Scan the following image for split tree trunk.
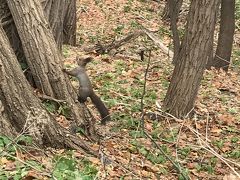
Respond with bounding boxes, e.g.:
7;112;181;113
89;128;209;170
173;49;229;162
6;0;83;124
0;25;95;155
163;0;220;118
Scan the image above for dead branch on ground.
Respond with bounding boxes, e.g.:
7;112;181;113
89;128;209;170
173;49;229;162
84;30;174;58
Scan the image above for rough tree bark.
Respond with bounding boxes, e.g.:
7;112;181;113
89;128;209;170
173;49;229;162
41;0;76;49
168;0;181;64
0;0;26;64
63;0;76;45
163;0;220;118
0;100;17;137
0;25;95;155
162;0;183;20
41;0;66;50
6;0;83;124
210;0;235;71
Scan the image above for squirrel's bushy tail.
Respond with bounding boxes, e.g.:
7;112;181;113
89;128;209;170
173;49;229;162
90;92;110;124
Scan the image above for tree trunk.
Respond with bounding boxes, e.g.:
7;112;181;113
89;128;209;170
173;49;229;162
0;0;26;64
41;0;76;49
0;100;17;137
63;0;76;45
168;0;181;64
209;0;235;71
0;0;37;88
0;25;96;155
163;0;220;118
162;0;183;21
6;0;83;125
41;0;66;50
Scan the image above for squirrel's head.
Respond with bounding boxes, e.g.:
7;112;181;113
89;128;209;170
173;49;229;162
76;56;93;67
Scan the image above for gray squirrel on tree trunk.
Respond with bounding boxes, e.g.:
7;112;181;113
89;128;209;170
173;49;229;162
63;56;110;125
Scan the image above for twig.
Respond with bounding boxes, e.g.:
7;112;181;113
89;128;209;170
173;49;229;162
175;118;187;175
5;152;51;177
205;112;209;141
155;105;240;177
140;50;151;130
0;113;38;156
188;125;240;178
113;54;140;61
38;94;66;103
156;101;183;123
144;131;189;180
138;65;188;179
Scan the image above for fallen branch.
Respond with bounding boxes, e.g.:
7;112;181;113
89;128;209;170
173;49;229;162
85;30;144;54
38;94;66;103
84;30;173;58
143;30;174;58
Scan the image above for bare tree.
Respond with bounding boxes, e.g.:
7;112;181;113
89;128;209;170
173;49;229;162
163;0;220;118
209;0;235;71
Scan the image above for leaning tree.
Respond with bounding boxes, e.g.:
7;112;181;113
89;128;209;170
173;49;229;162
0;0;97;153
163;0;220;118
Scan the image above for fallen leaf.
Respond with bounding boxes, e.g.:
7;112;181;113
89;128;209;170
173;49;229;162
210;127;222;134
223;173;239;180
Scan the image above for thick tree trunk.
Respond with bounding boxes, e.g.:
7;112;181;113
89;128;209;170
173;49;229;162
63;0;76;45
0;100;17;137
210;0;235;71
41;0;76;49
0;0;26;64
0;0;36;87
163;0;220;118
0;25;95;155
41;0;66;50
6;0;83;125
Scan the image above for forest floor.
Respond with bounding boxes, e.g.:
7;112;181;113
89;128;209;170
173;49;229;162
1;0;240;179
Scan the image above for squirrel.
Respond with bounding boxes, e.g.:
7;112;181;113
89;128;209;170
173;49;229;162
63;56;110;125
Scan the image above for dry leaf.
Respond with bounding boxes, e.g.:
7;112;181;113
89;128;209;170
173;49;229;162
223;174;239;180
210;127;222;134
